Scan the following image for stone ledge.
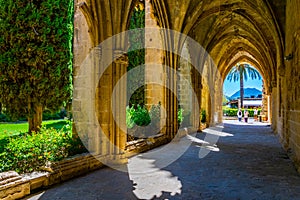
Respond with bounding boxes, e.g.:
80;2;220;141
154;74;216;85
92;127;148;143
125;126;199;157
0;171;30;200
47;153;104;185
0;153;104;200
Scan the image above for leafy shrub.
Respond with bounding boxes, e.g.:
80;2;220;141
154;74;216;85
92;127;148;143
223;108;261;117
223;108;238;117
126;106;135;129
178;108;184;124
0;113;9;122
126;105;151;127
0;109;68;122
0;121;87;173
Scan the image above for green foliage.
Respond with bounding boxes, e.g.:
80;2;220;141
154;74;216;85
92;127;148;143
227;63;262;83
223;108;261;117
223;108;239;117
126;105;151;127
127;5;145;106
126;106;136;129
0;110;67;122
178;108;184;124
0;120;78;164
0;122;87;173
201;109;207;123
0;0;73;122
42;109;68;120
126;103;162;129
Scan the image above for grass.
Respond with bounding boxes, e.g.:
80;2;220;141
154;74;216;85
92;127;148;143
0;120;69;153
0;120;68;139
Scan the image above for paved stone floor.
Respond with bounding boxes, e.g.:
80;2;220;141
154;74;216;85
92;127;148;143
25;119;300;200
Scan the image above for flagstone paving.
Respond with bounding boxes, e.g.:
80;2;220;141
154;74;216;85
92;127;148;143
25;119;300;200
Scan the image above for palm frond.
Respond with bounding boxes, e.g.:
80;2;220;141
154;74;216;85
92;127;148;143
247;67;262;80
227;67;239;82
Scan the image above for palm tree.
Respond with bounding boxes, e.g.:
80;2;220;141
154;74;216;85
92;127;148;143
227;63;262;108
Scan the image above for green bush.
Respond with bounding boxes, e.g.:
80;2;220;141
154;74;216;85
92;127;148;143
126;106;135;129
0;113;8;122
0;122;87;173
178;108;184;124
126;105;151;128
223;108;261;117
126;104;187;128
0;110;68;122
43;109;68;120
223;108;238;117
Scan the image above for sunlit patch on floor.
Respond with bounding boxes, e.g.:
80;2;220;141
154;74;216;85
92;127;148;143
128;156;182;199
202;129;234;137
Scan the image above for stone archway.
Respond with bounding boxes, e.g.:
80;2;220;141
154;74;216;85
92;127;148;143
73;0;300;170
73;0;136;164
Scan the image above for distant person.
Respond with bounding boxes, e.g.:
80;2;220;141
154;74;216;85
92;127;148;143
254;108;258;121
244;109;249;123
237;109;243;122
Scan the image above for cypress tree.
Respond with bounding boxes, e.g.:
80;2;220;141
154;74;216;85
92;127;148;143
0;0;73;132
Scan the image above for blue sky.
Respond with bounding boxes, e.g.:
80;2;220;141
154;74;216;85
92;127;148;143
223;78;263;97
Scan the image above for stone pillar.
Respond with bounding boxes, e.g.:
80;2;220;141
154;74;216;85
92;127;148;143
200;60;210;126
271;86;278;132
145;0;166;133
178;43;193;127
112;51;128;156
268;95;271;123
95;49;128;164
261;82;268;118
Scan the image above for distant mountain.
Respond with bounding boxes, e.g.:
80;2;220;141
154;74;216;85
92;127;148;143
225;95;230;100
230;88;262;100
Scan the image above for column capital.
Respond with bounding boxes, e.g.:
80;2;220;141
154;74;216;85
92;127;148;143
114;50;128;65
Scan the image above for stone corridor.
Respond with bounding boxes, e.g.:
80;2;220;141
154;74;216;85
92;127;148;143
26;120;300;200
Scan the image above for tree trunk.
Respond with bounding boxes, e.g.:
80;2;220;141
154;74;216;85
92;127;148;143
240;74;244;108
28;104;43;133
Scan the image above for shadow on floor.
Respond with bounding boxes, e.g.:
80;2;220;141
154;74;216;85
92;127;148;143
25;121;300;200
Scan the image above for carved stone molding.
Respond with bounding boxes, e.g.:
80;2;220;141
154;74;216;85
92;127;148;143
114;50;129;65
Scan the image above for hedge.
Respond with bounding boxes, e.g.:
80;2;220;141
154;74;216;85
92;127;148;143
223;108;261;117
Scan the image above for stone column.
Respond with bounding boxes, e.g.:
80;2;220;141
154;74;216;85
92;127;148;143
178;43;193;127
261;82;268;117
112;50;128;156
95;48;128;164
145;0;166;133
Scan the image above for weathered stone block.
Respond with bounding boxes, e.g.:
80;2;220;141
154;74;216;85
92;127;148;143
0;171;30;200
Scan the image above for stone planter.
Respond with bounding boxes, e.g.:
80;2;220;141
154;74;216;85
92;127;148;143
47;153;103;185
0;171;30;200
0;153;104;199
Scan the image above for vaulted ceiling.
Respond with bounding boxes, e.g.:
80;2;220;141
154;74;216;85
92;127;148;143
151;0;286;92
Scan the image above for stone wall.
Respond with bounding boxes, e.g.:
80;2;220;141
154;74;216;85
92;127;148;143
281;0;300;171
73;0;92;77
